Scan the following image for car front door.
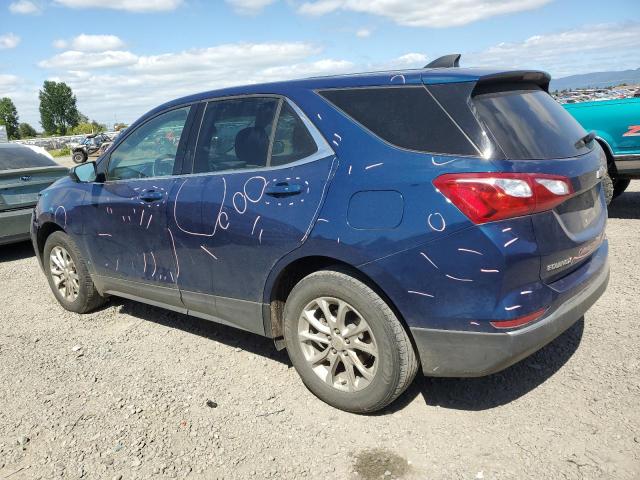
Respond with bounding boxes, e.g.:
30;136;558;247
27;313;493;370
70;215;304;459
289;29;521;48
168;96;336;333
82;105;195;309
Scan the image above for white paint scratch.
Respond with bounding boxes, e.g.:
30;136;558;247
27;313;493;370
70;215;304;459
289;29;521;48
446;274;473;282
200;245;218;260
427;212;446;232
458;248;482;255
420;252;439;269
251;215;261;235
408;290;434;298
504;237;518;247
505;305;522;311
365;162;383;170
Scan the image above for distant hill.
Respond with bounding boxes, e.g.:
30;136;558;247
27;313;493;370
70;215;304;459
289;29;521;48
550;68;640;91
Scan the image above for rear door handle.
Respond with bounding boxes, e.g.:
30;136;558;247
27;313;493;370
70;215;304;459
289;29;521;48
139;190;164;202
265;183;302;198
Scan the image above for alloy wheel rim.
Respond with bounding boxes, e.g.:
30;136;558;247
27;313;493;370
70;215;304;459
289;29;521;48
297;297;378;392
49;246;80;302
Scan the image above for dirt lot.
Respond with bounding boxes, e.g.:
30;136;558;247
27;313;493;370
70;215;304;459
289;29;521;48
0;182;639;480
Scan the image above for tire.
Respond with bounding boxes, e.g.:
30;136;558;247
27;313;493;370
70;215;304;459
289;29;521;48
283;268;418;413
72;151;86;164
602;172;614;205
44;231;106;313
612;178;630;200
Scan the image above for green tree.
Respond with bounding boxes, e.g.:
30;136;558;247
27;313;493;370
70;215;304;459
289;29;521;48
0;97;20;140
71;119;107;135
38;81;80;135
18;122;37;138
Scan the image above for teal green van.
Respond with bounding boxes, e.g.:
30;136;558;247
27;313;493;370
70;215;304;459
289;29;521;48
564;97;640;202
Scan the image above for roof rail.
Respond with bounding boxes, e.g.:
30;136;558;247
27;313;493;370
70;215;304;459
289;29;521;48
424;54;461;69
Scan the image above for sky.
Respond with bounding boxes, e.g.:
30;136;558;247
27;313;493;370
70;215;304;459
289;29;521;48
0;0;639;129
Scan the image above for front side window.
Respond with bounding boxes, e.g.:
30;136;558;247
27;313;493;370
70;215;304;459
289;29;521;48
192;97;279;174
107;106;190;181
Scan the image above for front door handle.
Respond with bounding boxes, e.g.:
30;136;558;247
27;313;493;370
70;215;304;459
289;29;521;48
139;190;164;202
265;183;302;198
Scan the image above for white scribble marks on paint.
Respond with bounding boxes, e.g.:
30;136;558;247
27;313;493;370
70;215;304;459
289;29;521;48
301;157;337;242
233;191;247;214
348;165;352;175
143;252;147;273
244;176;267;203
445;274;473;282
408;290;434;298
167;228;179;279
420;252;439;269
458;248;482;255
480;269;500;273
317;113;322;121
505;305;522;311
317;218;329;223
258;229;263;244
504;237;518;247
116;258;119;271
200;245;218;260
140;209;145;226
470;321;480;326
251;216;261;235
520;290;532;295
390;74;406;84
146;214;153;229
150;252;157;276
431;156;457;166
365;162;383;170
169;271;175;282
334;133;342;142
332;140;339;147
502;227;512;232
98;233;112;237
54;206;67;227
427;213;446;232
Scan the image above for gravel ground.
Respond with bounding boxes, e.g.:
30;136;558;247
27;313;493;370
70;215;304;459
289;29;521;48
0;183;639;480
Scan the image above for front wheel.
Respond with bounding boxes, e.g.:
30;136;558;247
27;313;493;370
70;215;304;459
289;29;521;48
283;268;418;413
72;151;87;164
44;231;106;313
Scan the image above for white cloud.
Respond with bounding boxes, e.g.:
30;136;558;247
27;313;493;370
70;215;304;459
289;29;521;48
395;53;428;66
53;0;182;12
38;50;138;69
226;0;277;15
0;33;21;49
355;28;371;38
467;22;640;77
9;0;41;14
53;39;68;49
298;0;552;28
65;34;125;51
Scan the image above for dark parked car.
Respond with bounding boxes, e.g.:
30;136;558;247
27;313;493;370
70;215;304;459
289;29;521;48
32;64;609;412
0;143;67;245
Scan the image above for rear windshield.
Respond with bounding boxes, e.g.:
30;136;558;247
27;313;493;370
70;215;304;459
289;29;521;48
0;144;56;170
319;86;478;156
472;83;591;160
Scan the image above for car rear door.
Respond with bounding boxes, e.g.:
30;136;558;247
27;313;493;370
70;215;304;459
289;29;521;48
169;95;336;334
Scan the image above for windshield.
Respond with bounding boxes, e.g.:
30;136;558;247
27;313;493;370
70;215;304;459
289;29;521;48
472;84;592;160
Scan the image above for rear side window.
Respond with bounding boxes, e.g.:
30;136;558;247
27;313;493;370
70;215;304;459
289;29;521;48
472;84;591;160
319;86;478;156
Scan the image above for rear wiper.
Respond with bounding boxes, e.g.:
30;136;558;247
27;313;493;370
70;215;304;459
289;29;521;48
575;131;596;149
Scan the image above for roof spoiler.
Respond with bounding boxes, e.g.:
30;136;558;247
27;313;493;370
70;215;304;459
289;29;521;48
424;54;461;69
475;71;551;92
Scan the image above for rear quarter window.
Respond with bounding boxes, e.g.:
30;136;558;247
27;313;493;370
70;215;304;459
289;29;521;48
319;86;479;156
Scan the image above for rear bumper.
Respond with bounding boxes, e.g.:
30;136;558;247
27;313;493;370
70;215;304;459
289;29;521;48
411;255;609;377
0;207;34;246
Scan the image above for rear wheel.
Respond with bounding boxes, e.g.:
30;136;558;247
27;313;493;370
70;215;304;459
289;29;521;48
44;231;106;313
72;151;86;164
602;171;614;205
612;178;630;200
283;268;418;413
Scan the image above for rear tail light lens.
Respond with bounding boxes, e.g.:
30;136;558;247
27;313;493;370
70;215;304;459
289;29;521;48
434;172;573;224
490;308;547;329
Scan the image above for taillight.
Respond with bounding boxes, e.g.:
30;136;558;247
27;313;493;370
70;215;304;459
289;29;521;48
490;308;547;329
433;173;574;224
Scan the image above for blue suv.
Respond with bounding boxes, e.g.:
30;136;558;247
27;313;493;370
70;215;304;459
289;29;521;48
32;64;610;412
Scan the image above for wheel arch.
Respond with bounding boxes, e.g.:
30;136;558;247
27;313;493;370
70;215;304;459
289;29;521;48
264;255;412;350
36;221;65;260
595;136;618;176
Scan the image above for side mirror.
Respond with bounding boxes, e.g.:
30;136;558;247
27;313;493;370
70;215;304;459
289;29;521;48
70;161;103;183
